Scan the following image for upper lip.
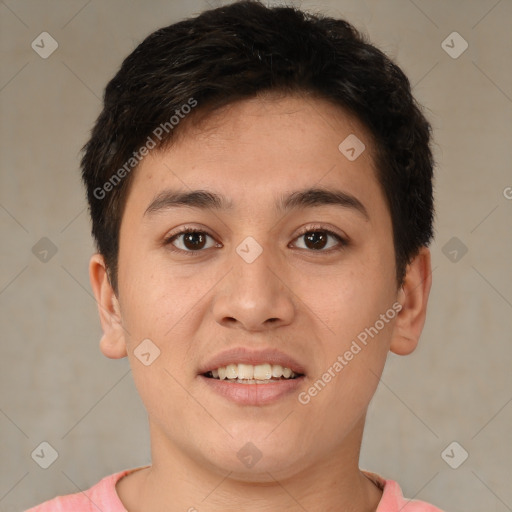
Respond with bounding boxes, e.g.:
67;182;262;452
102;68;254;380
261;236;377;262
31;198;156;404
198;347;306;376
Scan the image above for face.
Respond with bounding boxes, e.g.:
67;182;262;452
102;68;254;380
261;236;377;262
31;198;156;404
92;94;428;482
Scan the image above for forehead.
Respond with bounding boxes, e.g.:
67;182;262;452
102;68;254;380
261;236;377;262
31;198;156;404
123;94;386;221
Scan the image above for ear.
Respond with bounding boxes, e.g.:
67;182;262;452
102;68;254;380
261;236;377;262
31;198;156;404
89;253;127;359
389;247;432;356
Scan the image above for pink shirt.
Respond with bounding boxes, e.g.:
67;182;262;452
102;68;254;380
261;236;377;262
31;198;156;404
25;466;445;511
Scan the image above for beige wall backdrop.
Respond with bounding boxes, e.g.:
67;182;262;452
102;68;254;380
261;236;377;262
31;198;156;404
1;0;511;510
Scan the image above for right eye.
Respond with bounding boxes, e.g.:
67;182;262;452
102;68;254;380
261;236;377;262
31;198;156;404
164;228;220;255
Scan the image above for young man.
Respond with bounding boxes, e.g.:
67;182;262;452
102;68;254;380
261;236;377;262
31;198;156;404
27;1;444;510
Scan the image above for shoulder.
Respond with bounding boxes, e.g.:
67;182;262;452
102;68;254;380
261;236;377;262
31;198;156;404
363;471;446;512
24;466;150;512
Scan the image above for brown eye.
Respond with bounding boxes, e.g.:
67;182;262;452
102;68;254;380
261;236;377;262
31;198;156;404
164;225;347;256
303;231;329;250
292;227;347;252
165;229;218;253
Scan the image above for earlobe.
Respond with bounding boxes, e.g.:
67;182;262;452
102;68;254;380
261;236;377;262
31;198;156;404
99;331;127;359
89;254;128;359
389;247;432;356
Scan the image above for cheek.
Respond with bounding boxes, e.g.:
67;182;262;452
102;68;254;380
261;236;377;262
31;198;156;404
301;291;396;438
119;262;206;376
304;260;392;337
301;254;397;400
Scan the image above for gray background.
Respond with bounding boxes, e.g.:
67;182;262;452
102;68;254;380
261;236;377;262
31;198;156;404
1;0;511;511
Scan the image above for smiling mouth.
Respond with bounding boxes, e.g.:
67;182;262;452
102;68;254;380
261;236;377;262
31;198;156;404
202;363;304;384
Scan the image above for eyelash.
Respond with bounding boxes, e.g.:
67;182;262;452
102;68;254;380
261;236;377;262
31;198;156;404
163;224;349;256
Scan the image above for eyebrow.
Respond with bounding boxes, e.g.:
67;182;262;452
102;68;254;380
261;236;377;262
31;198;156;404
144;187;369;221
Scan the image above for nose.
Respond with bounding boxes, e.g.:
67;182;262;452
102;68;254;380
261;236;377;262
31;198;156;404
212;242;296;332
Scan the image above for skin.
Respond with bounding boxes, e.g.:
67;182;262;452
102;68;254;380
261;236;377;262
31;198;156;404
89;93;432;512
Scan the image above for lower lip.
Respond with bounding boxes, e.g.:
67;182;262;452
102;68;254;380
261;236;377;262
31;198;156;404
198;375;305;405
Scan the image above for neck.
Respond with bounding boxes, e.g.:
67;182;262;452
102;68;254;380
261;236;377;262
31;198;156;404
117;417;382;512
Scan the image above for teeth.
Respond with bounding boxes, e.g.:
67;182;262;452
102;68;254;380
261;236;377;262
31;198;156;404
207;363;299;380
238;364;254;380
272;364;283;378
226;364;237;379
253;363;272;380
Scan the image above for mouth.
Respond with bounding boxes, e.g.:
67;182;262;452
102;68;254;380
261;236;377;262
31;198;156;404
202;363;304;384
197;347;307;404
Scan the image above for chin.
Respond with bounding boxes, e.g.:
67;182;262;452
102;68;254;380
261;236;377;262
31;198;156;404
199;430;310;481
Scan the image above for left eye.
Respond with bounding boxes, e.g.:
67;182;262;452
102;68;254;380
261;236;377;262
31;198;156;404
291;229;346;251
